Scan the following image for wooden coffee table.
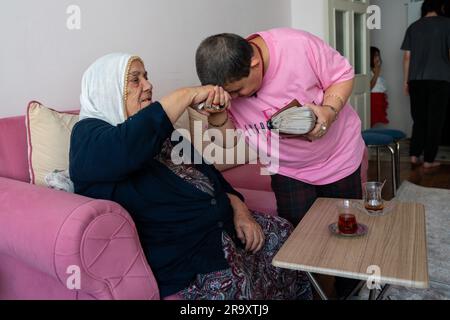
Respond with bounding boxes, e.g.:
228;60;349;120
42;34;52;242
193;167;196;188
272;198;429;300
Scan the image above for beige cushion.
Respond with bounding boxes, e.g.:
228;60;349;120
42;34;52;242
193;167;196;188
172;109;191;142
173;109;190;132
26;102;79;186
188;108;258;171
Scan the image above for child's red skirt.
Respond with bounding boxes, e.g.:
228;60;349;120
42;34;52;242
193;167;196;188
371;92;389;127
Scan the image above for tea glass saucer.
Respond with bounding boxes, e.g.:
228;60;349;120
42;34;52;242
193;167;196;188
328;223;368;238
352;200;398;217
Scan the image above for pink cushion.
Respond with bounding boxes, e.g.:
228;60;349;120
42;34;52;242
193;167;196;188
235;188;277;216
222;163;272;192
0;114;29;182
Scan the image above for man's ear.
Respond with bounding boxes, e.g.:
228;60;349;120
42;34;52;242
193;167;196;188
250;56;260;69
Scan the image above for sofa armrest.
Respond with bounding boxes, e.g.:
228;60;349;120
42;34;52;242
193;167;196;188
0;177;159;300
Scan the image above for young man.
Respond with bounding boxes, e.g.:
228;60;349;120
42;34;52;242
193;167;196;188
196;28;365;226
196;28;366;298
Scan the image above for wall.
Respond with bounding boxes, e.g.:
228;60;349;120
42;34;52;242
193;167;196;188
370;0;414;136
0;0;291;117
291;0;329;40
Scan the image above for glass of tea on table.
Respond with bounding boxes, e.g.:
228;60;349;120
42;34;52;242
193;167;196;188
336;200;358;234
363;182;384;215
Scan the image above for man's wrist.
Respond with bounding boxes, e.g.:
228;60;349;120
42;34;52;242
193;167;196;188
323;93;345;111
322;104;339;122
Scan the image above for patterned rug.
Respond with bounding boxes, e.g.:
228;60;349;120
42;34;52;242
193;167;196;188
360;181;450;300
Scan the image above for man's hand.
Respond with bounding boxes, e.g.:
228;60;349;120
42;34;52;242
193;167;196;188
305;104;337;140
195;86;231;116
227;194;265;253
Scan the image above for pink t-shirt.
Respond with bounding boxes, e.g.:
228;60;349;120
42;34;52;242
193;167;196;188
228;28;366;185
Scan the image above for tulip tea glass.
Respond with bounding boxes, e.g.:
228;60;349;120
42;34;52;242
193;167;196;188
336;200;358;235
363;182;385;215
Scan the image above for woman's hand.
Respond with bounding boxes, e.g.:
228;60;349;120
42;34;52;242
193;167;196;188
304;104;337;140
228;194;265;253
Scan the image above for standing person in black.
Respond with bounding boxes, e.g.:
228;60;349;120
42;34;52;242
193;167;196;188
443;0;450;146
402;0;450;168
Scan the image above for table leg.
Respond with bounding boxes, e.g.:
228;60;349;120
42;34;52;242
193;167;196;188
343;280;365;300
306;272;328;300
369;289;377;300
376;285;390;300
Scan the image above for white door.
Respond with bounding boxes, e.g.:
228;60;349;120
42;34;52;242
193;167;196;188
328;0;371;130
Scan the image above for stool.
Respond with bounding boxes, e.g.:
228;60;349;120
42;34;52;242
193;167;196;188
365;129;406;184
361;131;397;196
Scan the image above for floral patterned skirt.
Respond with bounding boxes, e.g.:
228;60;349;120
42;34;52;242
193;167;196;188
179;213;312;300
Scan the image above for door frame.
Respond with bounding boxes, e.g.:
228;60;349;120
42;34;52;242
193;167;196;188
328;0;371;130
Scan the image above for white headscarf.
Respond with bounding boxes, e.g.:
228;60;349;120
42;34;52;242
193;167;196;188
79;53;142;126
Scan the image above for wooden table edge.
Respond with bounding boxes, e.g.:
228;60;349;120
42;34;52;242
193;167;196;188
272;260;430;289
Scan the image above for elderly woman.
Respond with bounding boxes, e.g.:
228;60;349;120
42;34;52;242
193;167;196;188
69;53;311;300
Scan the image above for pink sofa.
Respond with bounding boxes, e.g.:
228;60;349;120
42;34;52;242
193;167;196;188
0;113;276;300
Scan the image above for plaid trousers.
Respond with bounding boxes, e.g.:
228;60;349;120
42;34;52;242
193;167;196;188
271;167;362;226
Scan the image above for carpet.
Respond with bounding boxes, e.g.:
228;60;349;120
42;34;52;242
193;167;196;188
436;146;450;164
360;181;450;300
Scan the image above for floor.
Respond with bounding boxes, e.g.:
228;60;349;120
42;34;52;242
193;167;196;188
368;142;450;199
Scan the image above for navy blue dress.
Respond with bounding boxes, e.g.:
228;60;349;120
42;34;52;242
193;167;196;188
69;102;243;297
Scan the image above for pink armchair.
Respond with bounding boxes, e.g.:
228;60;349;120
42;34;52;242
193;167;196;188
0;113;277;300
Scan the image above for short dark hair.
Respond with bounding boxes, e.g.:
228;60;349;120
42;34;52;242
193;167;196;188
370;46;381;69
421;0;444;17
196;33;253;86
